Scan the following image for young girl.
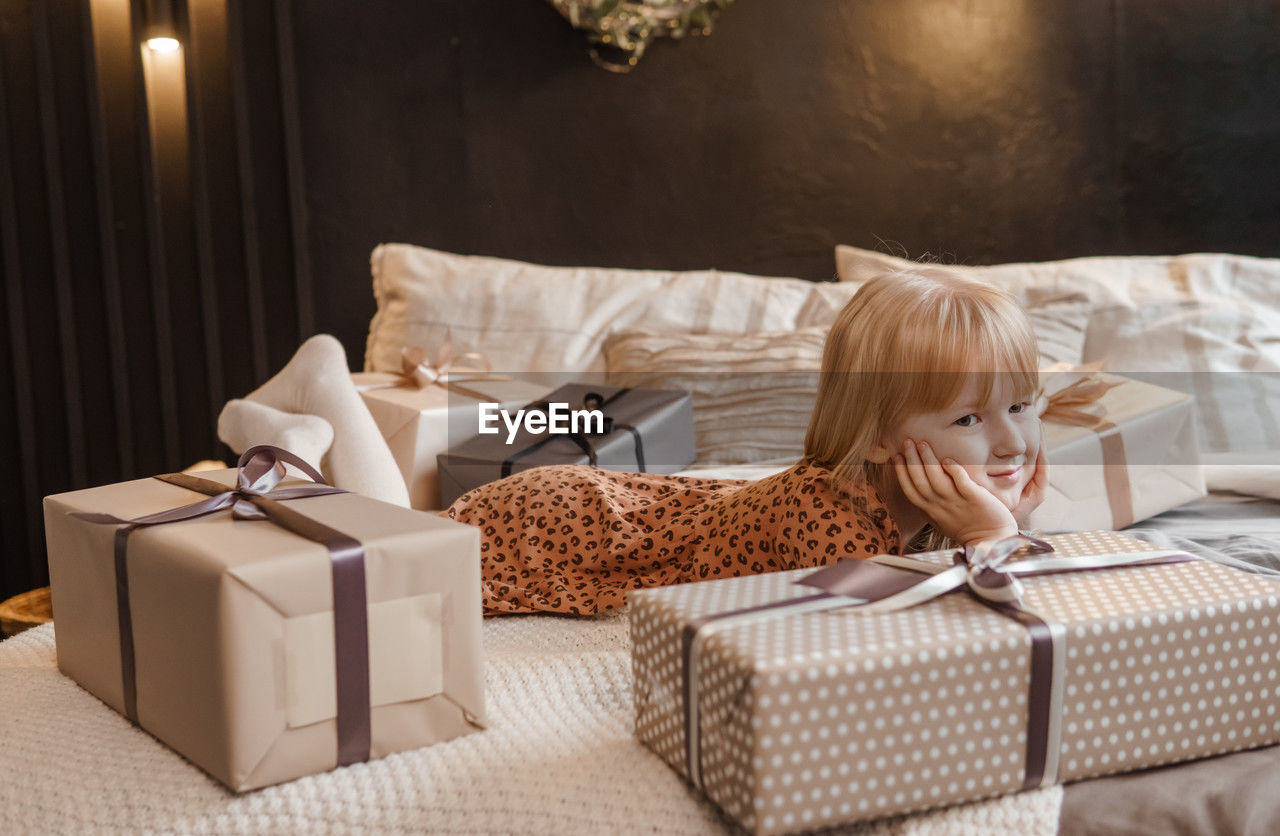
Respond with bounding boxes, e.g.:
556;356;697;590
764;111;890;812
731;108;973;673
446;268;1048;615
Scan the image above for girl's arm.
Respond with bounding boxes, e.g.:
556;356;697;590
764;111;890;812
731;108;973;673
774;480;898;568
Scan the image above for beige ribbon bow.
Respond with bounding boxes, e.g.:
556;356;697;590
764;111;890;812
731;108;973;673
1037;366;1124;429
1035;361;1134;528
396;341;508;400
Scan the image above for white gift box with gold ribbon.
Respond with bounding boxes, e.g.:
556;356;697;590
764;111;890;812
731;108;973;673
1028;367;1205;532
353;345;551;511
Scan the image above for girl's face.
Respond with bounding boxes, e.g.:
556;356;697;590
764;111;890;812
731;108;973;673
873;372;1042;511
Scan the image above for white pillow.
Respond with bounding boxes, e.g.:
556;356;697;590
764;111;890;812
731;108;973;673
836;245;1280;457
605;327;827;465
366;244;822;375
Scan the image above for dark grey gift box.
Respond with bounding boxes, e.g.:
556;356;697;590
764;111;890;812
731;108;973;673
437;383;695;507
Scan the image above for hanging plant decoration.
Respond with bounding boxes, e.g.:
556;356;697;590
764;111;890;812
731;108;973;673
548;0;736;72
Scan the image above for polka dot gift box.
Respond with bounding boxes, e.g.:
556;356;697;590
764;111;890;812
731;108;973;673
629;530;1280;834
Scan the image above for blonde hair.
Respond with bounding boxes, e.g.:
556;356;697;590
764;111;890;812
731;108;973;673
803;268;1040;550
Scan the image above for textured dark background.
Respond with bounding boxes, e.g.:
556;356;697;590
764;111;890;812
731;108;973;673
2;0;1279;602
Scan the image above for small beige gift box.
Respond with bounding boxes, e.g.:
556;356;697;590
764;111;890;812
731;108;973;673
1029;369;1205;532
631;530;1280;835
353;365;551;511
44;447;485;791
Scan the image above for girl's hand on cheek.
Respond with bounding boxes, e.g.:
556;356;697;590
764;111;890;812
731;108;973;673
1010;443;1049;525
893;439;1019;547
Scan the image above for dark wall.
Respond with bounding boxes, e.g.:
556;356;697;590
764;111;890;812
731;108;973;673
2;0;1279;602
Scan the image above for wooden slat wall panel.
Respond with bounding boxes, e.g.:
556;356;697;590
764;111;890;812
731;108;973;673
0;0;311;602
273;0;313;342
230;0;300;373
224;0;270;384
84;0;137;479
184;0;225;453
90;0;163;482
2;0;64;601
140;32;192;467
30;0;88;491
185;0;253;405
0;36;38;598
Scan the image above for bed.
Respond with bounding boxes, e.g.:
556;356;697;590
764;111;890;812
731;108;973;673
3;490;1279;834
3;244;1279;834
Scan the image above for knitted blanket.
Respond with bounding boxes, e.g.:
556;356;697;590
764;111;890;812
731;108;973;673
0;620;1061;834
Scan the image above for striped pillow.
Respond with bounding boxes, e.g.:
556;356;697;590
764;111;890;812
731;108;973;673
836;245;1280;458
605;328;827;465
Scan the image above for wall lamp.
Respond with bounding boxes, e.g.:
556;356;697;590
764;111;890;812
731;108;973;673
143;0;181;53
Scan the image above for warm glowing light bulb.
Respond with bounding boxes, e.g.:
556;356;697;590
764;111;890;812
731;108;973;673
146;36;180;54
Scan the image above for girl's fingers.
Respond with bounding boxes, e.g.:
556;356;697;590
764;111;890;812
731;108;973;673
916;442;956;497
1014;446;1050;517
893;454;929;508
1034;445;1050;489
900;441;935;500
1024;445;1049;500
941;459;979;500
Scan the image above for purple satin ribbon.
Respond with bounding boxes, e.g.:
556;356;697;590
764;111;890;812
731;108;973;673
72;445;372;768
802;535;1063;788
680;534;1196;792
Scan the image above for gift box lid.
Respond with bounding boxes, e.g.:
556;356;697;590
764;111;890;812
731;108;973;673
1040;371;1195;453
353;373;553;438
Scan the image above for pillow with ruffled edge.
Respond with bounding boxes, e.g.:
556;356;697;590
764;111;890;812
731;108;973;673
366;243;825;377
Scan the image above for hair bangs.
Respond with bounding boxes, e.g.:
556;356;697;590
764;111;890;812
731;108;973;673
952;286;1039;404
960;291;1042;406
886;281;1041;417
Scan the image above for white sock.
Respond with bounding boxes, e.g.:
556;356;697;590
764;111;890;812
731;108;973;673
238;334;410;507
217;399;334;476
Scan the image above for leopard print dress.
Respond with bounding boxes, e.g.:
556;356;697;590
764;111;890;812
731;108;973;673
445;457;901;615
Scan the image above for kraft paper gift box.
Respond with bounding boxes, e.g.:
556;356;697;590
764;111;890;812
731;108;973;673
353;371;552;511
44;446;486;792
1028;370;1205;532
437;382;695;507
630;530;1280;835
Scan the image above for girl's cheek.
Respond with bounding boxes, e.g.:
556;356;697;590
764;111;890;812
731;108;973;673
942;439;984;472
